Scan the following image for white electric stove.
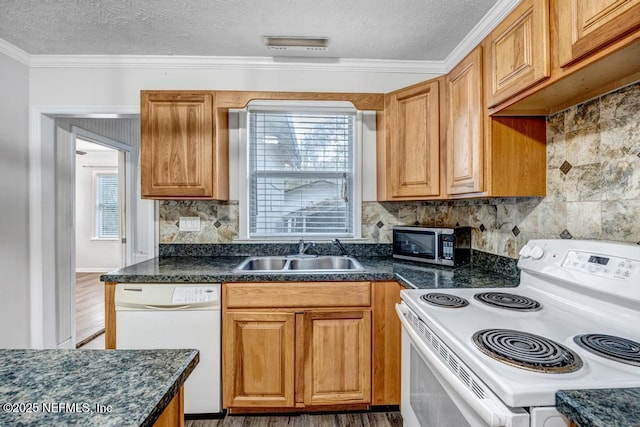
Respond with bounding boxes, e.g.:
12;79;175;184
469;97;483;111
397;239;640;427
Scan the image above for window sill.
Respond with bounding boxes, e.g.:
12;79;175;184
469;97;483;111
90;237;120;242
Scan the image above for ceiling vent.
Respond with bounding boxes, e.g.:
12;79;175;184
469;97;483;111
263;36;329;52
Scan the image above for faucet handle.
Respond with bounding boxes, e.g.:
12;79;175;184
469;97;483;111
333;238;348;256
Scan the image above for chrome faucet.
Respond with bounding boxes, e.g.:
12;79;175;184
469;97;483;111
298;239;316;255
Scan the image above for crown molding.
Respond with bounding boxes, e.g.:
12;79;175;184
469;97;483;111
28;54;446;75
4;0;521;76
0;38;30;66
444;0;521;71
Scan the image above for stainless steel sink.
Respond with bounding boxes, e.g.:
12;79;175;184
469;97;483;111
288;256;361;270
233;255;364;273
237;256;288;271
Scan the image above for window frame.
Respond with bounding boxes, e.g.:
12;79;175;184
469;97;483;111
238;101;363;241
92;168;120;241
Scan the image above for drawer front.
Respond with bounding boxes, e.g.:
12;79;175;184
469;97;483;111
224;282;371;308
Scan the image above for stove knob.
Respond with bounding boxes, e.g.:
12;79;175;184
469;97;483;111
519;245;532;258
530;245;545;260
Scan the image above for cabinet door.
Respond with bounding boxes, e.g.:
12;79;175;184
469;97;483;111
446;47;484;195
141;92;214;198
386;80;441;198
487;0;550;107
223;312;295;408
303;310;371;406
556;0;640;66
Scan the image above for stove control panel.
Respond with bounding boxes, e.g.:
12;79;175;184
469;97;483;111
562;250;639;280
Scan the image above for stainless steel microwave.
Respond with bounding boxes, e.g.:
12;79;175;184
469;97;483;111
392;226;471;267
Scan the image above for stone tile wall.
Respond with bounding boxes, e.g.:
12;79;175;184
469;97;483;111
159;81;640;258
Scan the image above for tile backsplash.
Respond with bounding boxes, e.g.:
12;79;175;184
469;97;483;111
159;81;640;259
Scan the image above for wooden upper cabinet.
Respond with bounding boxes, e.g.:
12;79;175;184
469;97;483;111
555;0;640;66
381;79;441;200
487;0;550;107
303;310;371;406
141;91;228;199
446;47;484;195
223;311;295;408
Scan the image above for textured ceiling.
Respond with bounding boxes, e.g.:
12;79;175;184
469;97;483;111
0;0;499;60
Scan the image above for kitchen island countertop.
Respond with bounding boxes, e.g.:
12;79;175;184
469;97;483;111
0;348;198;426
556;388;640;427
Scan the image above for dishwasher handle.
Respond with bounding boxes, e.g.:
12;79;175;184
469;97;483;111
116;300;219;311
143;304;191;310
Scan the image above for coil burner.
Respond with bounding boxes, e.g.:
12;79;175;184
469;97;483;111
574;334;640;367
420;293;469;308
473;329;583;373
474;292;542;312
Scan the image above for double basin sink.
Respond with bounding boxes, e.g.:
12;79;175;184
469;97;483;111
234;255;364;273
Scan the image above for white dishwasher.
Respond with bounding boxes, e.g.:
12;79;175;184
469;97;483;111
115;283;221;415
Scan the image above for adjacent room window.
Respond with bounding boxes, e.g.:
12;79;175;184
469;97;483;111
244;103;360;239
94;172;119;239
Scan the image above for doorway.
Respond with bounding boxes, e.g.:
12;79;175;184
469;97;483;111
74;136;125;347
30;112;157;349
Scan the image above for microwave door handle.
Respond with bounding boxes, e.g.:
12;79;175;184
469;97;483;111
434;231;440;260
396;304;516;427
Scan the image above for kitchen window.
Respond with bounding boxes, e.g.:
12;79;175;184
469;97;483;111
94;171;119;239
240;102;362;239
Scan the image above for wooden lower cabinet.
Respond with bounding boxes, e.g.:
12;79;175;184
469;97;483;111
223;308;371;410
302;310;371;406
222;281;395;412
153;387;184;427
223;312;295;408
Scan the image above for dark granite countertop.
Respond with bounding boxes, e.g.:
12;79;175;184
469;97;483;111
99;252;640;425
100;255;521;289
0;349;198;426
556;388;640;427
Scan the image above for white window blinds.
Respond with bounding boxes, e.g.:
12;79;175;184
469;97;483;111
95;173;119;239
248;108;356;238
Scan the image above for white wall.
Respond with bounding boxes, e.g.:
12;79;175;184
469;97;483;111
0;52;30;347
75;150;121;271
30;64;438;106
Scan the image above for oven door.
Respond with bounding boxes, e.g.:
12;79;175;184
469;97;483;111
397;303;529;427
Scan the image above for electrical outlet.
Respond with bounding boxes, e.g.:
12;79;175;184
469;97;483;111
179;217;201;232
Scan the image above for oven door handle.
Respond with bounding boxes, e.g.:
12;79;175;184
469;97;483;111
396;303;513;427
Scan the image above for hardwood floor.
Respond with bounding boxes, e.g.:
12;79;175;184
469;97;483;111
75;272;105;347
186;412;402;427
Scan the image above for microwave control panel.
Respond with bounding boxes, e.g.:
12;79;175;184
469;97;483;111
441;234;454;260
